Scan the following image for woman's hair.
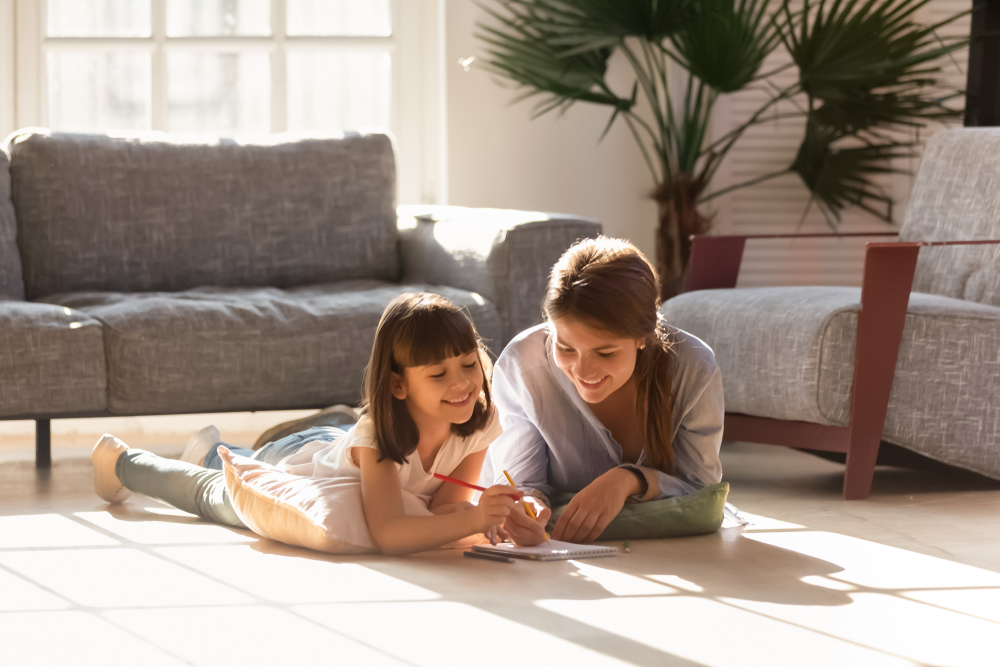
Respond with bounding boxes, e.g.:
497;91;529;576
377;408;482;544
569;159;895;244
543;236;676;473
361;292;494;465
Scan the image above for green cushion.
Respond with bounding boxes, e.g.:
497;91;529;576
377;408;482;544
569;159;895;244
546;482;730;540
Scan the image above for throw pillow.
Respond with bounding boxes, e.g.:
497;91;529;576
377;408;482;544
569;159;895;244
546;482;730;541
218;447;485;554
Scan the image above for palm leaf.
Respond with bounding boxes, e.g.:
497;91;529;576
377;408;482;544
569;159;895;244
790;120;912;226
671;0;783;93
778;0;969;131
476;3;623;118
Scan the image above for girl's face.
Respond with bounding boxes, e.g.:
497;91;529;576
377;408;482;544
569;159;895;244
391;349;484;426
551;316;642;405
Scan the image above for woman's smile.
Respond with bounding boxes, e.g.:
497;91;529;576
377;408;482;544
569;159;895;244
577;375;609;390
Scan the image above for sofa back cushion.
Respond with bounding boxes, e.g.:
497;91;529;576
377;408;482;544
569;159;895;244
0;147;25;300
7;130;397;299
900;127;1000;308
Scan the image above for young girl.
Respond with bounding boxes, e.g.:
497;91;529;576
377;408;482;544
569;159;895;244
482;237;725;546
91;292;519;555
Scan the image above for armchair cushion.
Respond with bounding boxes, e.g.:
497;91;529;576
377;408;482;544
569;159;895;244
663;286;1000;479
399;206;601;347
900;128;1000;308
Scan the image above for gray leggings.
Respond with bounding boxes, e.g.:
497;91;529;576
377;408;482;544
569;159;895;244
115;427;346;528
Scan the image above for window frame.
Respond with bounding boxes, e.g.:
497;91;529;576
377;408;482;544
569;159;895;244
3;0;447;205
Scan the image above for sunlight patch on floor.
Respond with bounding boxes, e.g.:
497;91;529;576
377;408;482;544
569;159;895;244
902;588;1000;624
745;531;1000;589
647;574;704;592
569;559;677;596
156;545;440;604
103;605;410;666
0;548;254;608
1;611;187;666
0;568;72;612
0;514;120;549
537;595;918;667
74;510;255;545
295;600;637;667
726;591;1000;667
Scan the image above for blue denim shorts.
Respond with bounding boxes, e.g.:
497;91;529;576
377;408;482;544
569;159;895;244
252;426;349;466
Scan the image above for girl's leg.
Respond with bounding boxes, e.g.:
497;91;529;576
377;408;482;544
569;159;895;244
115;449;246;528
251;426;348;466
202;443;255;470
198;427;346;470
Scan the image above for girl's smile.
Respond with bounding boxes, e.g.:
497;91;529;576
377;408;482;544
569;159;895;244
443;390;474;406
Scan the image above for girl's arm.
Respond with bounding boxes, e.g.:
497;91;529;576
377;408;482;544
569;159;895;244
428;448;488;515
356;447;517;556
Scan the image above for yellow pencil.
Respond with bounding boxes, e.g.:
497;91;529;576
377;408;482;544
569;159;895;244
502;469;550;543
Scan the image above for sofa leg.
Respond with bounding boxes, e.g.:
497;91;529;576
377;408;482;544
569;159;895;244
36;419;52;469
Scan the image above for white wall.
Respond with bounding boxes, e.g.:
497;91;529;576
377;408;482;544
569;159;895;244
443;0;658;260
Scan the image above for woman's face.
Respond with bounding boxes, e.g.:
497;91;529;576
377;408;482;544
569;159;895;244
551;317;642;405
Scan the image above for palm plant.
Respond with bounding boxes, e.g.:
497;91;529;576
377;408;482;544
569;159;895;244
476;0;969;298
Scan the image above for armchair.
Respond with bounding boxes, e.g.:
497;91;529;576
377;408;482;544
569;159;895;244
662;128;1000;499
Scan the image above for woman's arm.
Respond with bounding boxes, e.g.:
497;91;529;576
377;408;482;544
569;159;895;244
637;363;725;500
552;360;726;543
357;448;517;556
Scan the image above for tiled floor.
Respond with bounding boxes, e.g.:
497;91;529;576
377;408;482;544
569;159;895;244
2;419;999;666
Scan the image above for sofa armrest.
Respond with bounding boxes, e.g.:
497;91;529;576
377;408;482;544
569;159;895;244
683;232;900;292
398;205;602;348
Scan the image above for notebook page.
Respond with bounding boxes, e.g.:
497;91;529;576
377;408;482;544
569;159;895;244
471;539;617;561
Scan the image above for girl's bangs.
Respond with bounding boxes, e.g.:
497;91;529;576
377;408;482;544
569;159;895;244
392;306;479;369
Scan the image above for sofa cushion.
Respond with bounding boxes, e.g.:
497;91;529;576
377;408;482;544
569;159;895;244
0;302;107;417
41;280;502;415
7;130;398;300
663;286;1000;479
0;148;25;300
900;128;1000;308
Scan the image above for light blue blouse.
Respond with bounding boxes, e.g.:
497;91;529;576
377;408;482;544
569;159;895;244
480;322;725;502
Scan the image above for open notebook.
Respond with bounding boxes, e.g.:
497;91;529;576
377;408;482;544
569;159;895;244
470;539;618;561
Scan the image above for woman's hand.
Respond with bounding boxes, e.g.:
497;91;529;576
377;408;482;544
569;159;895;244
551;468;638;543
472;485;520;535
504;496;552;546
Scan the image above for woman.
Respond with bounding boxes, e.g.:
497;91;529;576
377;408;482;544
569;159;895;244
481;237;725;545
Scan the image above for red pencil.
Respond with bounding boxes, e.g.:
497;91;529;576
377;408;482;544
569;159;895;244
433;473;521;499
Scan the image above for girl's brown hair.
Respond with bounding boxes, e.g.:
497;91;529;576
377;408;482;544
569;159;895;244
543;237;676;473
361;292;494;464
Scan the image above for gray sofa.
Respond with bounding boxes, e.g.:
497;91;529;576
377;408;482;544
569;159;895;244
0;129;601;467
664;127;1000;489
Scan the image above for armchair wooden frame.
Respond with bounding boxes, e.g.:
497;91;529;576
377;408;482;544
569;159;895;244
683;233;1000;499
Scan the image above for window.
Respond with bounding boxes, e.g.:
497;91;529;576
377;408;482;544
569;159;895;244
2;0;446;204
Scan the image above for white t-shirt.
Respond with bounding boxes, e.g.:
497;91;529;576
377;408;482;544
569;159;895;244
277;411;503;506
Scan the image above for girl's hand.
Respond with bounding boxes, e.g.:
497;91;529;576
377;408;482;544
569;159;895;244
504;496;552;546
472;485;520;534
551;468;636;543
483;524;510;545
